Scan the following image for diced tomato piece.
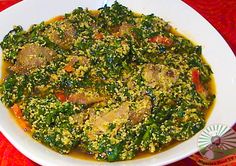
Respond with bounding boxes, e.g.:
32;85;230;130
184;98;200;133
11;104;23;118
148;35;173;46
46;16;65;24
11;104;31;132
55;92;67;102
94;33;104;40
192;69;200;84
18;118;31;132
191;69;205;93
53;16;65;22
196;84;205;93
64;65;74;73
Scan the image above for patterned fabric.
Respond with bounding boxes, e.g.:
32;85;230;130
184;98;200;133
184;0;236;55
0;0;235;165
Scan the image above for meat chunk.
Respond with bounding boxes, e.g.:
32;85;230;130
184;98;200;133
63;55;90;74
129;96;152;124
148;35;173;46
87;102;130;140
112;22;133;37
68;92;106;105
86;97;152;139
142;64;179;90
118;22;132;36
71;108;95;127
44;21;76;49
66;55;90;66
11;44;56;73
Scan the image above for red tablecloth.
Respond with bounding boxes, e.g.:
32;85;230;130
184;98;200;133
0;1;235;166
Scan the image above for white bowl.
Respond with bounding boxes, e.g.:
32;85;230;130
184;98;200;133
0;0;236;165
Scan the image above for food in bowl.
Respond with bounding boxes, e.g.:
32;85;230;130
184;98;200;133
0;2;215;162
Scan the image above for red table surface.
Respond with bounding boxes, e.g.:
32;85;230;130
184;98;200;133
0;0;235;166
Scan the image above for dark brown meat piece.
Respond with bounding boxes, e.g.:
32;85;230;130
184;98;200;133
87;102;130;140
142;64;179;90
44;21;76;49
129;96;152;125
11;44;56;74
68;92;106;105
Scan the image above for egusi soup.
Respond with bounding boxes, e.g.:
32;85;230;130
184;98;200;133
0;2;215;162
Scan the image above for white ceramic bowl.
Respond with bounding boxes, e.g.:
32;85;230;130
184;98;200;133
0;0;236;165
